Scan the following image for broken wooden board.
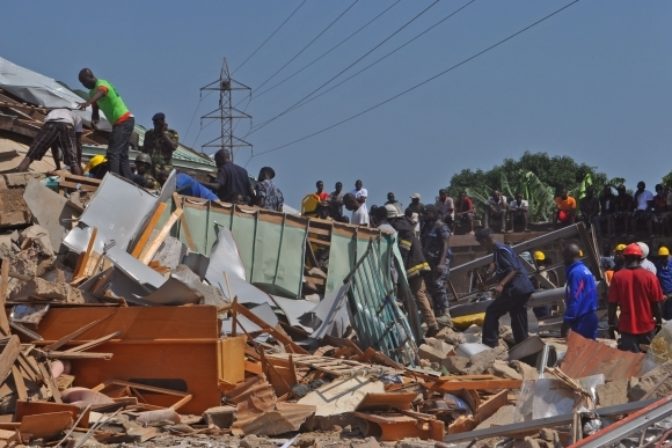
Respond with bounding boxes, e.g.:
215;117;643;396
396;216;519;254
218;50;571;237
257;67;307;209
37;306;222;414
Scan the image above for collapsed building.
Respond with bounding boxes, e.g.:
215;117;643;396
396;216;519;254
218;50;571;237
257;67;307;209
0;56;669;447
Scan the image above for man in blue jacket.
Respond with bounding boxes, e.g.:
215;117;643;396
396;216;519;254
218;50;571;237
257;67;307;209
562;243;599;339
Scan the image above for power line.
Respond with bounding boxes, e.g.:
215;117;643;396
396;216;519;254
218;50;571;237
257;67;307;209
254;0;360;93
233;0;308;74
247;0;441;136
251;0;582;159
271;0;479;116
252;0;402;100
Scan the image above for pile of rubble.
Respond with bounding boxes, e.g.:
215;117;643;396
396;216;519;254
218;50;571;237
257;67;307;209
0;170;669;447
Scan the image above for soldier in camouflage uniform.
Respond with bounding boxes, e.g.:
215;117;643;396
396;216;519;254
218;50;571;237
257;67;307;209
132;153;160;190
141;112;178;184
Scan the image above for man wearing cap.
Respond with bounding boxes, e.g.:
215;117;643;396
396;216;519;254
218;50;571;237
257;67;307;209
142;113;179;183
78;68;134;178
387;204;441;336
608;243;664;352
637;242;657;275
255;167;284;212
562;243;599;339
656;246;672;319
215;149;255;205
406;193;425;234
475;228;535;348
132;153;160;189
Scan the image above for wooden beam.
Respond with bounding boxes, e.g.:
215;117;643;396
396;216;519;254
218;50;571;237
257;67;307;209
433;378;522;392
0;260;10;334
139;208;183;264
64;331;121;353
0;336;21;385
131;202;168;258
72;227;98;282
233;302;308;354
43;316;111;352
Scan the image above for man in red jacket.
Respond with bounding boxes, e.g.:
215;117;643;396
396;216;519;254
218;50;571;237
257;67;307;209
608;243;664;352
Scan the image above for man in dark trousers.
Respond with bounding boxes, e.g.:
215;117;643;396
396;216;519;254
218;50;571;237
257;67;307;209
214;149;254;204
421;205;452;326
78;68;134;178
475;228;535;347
608;243;664;352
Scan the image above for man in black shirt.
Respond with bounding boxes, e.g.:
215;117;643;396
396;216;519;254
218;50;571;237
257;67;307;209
215;149;255;205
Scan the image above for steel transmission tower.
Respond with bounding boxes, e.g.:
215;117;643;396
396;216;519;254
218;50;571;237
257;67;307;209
200;58;252;161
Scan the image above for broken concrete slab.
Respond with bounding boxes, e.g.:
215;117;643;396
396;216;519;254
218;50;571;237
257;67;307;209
204;405;236;428
418;338;454;364
628;361;672;402
596;379;629;407
19;224;54;258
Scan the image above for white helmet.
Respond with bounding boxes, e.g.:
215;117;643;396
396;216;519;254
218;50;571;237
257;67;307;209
636;242;650;258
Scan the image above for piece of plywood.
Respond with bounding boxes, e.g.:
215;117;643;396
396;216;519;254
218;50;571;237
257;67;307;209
433;379;522;392
15;400;89;428
19;411;72;440
218;336;246;385
140;208;183;264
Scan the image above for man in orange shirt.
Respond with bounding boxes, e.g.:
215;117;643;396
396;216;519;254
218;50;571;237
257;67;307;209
554;188;577;227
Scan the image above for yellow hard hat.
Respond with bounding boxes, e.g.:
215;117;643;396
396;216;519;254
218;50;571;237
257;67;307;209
85;155;107;172
533;251;546;262
614;243;627;253
659;246;670;257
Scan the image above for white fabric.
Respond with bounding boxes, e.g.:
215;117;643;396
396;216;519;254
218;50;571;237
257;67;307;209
509;199;529;211
353;187;368;200
351;205;369;226
45;109;83;133
634;190;653;210
641;258;657;275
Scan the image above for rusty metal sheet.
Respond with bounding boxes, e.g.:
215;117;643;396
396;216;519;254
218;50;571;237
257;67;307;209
560;331;644;381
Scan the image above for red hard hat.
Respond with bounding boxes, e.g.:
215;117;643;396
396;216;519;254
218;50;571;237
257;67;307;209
623;243;643;258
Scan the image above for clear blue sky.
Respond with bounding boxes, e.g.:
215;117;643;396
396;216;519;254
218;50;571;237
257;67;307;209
2;1;670;207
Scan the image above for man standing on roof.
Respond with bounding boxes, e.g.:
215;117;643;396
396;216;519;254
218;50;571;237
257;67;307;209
142;113;178;183
214;149;254;205
352;180;369;218
16;108;83;175
562;243;599;340
77;68;134;179
255;167;284;212
329;182;347;222
608;243;664;353
344;192;369;226
475;228;535;348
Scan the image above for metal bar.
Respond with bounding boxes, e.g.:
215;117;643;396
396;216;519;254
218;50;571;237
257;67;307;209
442;399;656;444
569;395;672;448
450;223;586;275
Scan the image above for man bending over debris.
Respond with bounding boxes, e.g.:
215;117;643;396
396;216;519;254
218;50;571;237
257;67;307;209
475;228;535;348
78;68;134;179
562;243;598;339
214;148;254;205
16;108;83;175
608;243;664;353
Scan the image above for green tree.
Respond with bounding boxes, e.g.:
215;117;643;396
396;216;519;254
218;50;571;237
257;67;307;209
447;151;609;222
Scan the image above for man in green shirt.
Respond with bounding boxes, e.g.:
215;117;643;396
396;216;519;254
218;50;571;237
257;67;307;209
77;68;134;179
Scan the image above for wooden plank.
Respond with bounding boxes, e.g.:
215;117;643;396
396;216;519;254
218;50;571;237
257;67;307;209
140;208;183;264
11;366;27;401
64;331;121;353
131;202;168;258
39;362;62;403
433;379;522;392
43;316;111;352
46;351;113;360
72;227;97;282
0;337;20;385
0;259;10;334
15;400;89;429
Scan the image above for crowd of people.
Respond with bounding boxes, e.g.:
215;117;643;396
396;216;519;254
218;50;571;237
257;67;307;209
14;68;672;353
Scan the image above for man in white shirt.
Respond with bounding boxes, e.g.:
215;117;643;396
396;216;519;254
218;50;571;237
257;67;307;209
16;108;83;175
508;192;529;232
352;179;368;220
487;190;508;233
344;193;369;227
435;189;455;223
633;181;654;236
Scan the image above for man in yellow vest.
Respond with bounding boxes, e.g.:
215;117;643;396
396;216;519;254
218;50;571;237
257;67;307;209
77;68;134;179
